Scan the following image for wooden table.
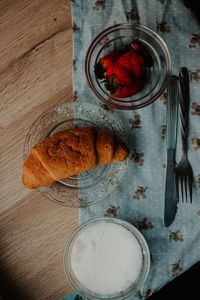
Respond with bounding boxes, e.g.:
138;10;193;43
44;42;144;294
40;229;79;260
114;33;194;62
0;1;78;299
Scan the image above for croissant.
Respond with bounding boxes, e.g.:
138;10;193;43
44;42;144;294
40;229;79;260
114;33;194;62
22;126;129;189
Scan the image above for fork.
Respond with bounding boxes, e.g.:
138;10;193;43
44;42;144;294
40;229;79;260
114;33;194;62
175;67;193;203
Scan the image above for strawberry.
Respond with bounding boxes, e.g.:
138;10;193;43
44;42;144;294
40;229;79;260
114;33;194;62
113;51;145;78
112;65;135;86
105;77;144;98
94;51;122;79
131;41;154;68
113;82;144;98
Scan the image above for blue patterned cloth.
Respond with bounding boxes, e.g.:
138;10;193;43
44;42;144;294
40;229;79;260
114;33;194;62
61;0;200;299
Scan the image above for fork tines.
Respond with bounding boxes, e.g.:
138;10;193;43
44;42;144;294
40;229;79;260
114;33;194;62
175;170;193;203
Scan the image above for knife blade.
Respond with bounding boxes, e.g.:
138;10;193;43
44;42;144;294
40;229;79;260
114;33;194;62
164;76;179;227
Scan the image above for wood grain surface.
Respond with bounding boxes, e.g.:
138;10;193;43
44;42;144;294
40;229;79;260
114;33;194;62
0;1;78;299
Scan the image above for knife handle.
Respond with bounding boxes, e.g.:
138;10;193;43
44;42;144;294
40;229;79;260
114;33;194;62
179;67;190;152
164;149;176;227
164;166;176;226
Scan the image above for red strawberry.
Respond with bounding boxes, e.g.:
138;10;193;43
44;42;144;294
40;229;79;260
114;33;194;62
112;65;134;86
114;82;144;98
105;77;144;98
131;41;154;68
113;51;145;78
94;51;122;79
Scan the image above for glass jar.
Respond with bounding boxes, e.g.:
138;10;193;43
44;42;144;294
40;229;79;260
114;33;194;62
63;217;150;300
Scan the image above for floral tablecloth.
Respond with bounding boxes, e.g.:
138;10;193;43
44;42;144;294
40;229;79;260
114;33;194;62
62;0;200;299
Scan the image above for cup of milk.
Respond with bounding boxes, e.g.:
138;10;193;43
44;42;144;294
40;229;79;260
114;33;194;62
63;217;150;300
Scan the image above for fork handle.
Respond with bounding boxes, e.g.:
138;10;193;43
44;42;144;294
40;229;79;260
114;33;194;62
179;67;190;153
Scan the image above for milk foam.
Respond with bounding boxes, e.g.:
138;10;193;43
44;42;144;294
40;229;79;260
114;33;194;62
70;222;143;295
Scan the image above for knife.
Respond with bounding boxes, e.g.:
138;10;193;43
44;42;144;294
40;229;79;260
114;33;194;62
164;76;179;227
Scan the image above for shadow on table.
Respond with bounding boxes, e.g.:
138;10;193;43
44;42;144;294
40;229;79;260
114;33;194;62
0;268;31;300
149;262;200;299
0;262;199;299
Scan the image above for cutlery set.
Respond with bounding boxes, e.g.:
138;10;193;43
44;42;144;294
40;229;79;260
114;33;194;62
164;67;193;227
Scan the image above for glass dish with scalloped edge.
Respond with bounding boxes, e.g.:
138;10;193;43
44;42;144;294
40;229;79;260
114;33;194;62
23;102;129;207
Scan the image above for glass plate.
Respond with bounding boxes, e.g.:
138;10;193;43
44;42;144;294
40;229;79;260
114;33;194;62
23;102;128;207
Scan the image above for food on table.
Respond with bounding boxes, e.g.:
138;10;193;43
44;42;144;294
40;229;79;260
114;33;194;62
22;126;129;189
70;221;143;294
113;50;145;79
94;50;122;79
105;77;144;98
95;41;153;98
